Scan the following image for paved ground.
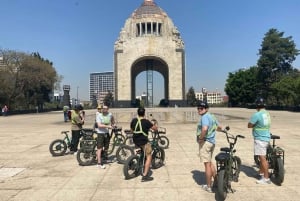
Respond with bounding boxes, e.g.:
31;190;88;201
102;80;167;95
0;107;299;201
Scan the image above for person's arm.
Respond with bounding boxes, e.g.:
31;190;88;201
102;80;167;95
199;125;208;142
248;122;254;128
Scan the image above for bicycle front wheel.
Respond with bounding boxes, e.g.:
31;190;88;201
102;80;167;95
49;139;67;156
217;170;228;201
158;136;169;149
113;134;125;145
116;145;134;164
274;157;284;185
123;155;141;180
232;156;241;182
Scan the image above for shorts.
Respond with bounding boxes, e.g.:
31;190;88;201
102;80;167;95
141;143;152;157
254;140;269;156
199;141;215;163
96;133;109;149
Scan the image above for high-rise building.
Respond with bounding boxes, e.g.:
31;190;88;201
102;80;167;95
195;90;223;104
89;72;114;103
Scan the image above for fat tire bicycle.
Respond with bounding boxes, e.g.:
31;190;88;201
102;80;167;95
123;137;165;180
254;134;285;185
49;129;93;156
77;127;133;165
215;126;245;201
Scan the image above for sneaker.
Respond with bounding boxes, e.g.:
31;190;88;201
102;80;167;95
141;175;154;182
97;164;106;169
256;178;271;184
73;152;77;156
201;185;213;193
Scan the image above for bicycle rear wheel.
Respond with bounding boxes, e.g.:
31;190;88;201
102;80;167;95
123;155;141;180
217;170;228;201
151;146;165;169
49;139;67;156
77;149;95;166
116;145;134;164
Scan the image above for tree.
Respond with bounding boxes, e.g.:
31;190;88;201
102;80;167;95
225;67;259;106
186;87;197;106
257;28;299;99
0;49;60;110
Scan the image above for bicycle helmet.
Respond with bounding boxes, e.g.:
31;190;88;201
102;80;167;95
197;100;209;109
74;104;83;110
255;97;266;108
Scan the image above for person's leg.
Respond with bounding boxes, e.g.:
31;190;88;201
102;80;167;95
73;130;81;152
103;133;110;160
204;162;213;187
259;155;269;179
96;134;105;168
141;143;153;181
70;130;76;152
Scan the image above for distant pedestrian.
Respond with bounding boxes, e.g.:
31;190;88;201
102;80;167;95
63;105;69;122
2;105;8;116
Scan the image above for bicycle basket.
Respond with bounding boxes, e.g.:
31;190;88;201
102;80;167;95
81;129;94;140
80;140;96;151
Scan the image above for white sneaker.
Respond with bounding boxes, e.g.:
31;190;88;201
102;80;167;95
201;185;213;193
73;152;77;155
97;164;106;169
256;178;271;184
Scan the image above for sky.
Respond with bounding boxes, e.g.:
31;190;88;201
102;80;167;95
1;0;300;104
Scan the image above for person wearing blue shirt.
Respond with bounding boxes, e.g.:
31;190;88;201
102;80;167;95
196;101;222;193
248;97;271;184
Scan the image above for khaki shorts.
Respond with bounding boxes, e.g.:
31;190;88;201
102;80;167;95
254;140;269;156
199;141;215;163
141;143;152;157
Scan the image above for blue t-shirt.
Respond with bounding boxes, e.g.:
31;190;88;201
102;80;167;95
197;112;218;144
249;109;271;142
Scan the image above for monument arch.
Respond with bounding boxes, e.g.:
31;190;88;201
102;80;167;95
114;0;186;107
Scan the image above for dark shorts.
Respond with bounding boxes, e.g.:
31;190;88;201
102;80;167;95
96;133;109;148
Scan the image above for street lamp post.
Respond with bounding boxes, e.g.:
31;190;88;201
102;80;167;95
77;86;79;104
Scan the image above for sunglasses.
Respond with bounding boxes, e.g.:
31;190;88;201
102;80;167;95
197;107;205;110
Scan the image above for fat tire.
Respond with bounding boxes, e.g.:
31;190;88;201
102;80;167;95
158;136;170;149
217;170;228;201
113;135;125;145
76;149;94;166
123;155;140;180
233;156;241;182
151;146;165;169
274;157;284;185
49;139;67;156
116;145;134;164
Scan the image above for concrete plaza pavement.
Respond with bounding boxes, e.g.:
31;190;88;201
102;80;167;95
0;107;300;201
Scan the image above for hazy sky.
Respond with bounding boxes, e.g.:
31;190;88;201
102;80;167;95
1;0;300;104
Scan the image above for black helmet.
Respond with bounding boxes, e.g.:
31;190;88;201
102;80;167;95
197;100;209;109
74;104;83;110
255;97;265;108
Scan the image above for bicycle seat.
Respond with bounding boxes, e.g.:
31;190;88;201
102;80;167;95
271;135;280;139
124;129;132;134
215;152;230;161
61;131;69;134
220;147;231;152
